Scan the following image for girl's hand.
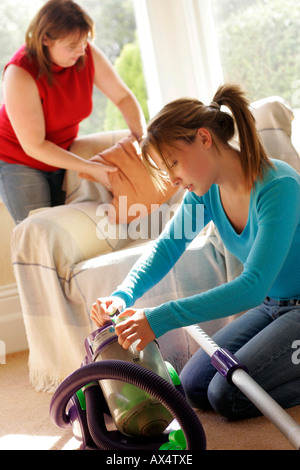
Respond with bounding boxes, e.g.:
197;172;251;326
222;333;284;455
91;297;125;327
115;309;155;351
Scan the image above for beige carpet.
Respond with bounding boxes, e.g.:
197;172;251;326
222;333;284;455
1;350;299;451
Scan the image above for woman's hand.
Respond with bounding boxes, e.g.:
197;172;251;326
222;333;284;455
79;135;141;189
115;309;155;351
91;297;125;327
79;154;118;190
119;134;142;159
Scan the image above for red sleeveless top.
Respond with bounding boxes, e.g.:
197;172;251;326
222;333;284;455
0;43;94;172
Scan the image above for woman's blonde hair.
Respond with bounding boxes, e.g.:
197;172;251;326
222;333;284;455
141;83;274;189
25;0;95;84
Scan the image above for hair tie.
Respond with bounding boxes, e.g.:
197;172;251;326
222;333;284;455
209;101;220;110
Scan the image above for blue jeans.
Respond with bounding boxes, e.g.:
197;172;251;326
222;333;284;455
0;161;65;224
180;297;300;419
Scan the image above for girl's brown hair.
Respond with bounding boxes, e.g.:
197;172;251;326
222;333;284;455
25;0;95;84
141;83;274;189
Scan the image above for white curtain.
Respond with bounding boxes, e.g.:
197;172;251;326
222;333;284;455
133;0;223;116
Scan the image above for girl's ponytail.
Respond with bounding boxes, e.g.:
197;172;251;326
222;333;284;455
213;84;274;187
142;83;274;189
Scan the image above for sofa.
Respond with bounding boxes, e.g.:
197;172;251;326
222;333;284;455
11;97;300;393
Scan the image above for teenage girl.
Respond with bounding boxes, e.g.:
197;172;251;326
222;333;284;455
91;84;300;419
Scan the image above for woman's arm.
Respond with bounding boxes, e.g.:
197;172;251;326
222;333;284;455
90;42;146;140
3;64;118;184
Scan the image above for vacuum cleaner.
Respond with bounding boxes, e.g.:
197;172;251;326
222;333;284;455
50;315;300;450
49;316;207;451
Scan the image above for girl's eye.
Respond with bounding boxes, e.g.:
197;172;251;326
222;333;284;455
169;161;177;169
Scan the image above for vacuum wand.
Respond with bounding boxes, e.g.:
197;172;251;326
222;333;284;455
185;324;300;450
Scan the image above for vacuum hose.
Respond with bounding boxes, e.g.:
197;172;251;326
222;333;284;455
50;359;206;450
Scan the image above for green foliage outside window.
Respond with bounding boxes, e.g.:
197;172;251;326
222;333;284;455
212;0;300;106
103;41;150;131
76;0;150;134
1;0;299;135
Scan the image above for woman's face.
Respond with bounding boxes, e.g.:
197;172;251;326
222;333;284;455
43;31;88;68
152;129;217;197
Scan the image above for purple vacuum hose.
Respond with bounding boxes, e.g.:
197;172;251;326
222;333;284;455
50;359;206;450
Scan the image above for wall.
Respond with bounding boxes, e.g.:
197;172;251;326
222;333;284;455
0;201;27;354
0;202;15;286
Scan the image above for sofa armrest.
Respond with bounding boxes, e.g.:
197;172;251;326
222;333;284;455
11;202;132;278
251;96;300;173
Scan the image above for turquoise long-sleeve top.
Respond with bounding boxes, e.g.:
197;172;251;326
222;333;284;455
111;160;300;338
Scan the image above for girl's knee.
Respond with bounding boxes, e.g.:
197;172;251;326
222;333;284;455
180;362;215;410
181;380;213;411
207;378;237;419
207;375;261;420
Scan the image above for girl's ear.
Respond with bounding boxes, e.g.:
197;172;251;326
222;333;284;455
197;128;213;148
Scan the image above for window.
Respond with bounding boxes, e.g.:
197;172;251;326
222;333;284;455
2;1;299;149
76;0;149;134
0;0;149;134
134;0;300;151
211;0;300;151
211;0;300;105
133;0;223;114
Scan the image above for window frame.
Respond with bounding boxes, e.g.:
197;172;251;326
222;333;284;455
133;0;223;117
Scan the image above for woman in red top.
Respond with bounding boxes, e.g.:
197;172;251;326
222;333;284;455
0;0;146;223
